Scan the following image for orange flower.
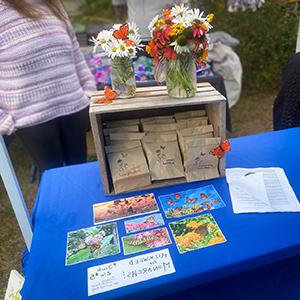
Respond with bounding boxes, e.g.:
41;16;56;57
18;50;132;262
199;48;208;62
146;40;157;57
208;236;225;245
163;8;172;20
199;23;208;31
187;221;205;229
124;39;133;47
185;232;202;242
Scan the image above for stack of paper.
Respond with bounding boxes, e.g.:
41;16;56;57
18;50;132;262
226;167;300;213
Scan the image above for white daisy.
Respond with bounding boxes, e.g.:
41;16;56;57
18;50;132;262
171;5;193;28
96;30;113;50
190;8;204;21
127;46;137;58
170;4;189;18
112;23;122;31
148;14;159;32
118;40;130;57
90;36;100;53
170;41;193;54
128;22;142;47
128;22;139;36
107;40;121;59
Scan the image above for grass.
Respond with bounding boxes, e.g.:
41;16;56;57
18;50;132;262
0;88;275;297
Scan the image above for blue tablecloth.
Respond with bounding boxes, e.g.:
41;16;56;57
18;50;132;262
21;128;300;300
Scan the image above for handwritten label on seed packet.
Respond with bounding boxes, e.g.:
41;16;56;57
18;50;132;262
87;248;175;296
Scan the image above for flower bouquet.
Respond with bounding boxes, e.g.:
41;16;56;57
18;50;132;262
146;5;213;98
92;23;142;98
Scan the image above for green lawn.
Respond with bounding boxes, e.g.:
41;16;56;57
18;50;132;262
0;89;275;297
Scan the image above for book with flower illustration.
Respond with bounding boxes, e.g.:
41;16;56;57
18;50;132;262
122;227;172;255
66;223;120;265
169;214;226;254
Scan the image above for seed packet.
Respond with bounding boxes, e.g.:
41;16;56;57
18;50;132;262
109;132;145;141
105;119;140;128
174;110;206;120
142;134;185;181
105;141;151;193
142;123;177;133
183;137;221;182
176;117;209;130
140;116;175;125
103;125;140;136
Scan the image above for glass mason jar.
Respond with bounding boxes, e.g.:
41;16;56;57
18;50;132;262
110;57;136;98
166;55;197;98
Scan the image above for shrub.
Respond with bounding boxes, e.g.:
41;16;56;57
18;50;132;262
203;0;298;90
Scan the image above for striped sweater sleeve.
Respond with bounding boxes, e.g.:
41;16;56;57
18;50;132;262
68;25;96;97
0;109;15;136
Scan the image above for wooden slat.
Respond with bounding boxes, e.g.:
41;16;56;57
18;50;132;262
92;88;220;104
90;86;216;103
90;95;225;114
90;82;212;97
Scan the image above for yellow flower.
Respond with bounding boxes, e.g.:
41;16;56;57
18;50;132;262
170;23;184;37
175;236;191;247
185;232;202;242
207;13;214;23
187;221;204;229
157;19;165;26
208;236;225;245
199;49;208;62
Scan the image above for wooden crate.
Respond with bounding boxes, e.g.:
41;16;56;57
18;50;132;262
89;82;227;195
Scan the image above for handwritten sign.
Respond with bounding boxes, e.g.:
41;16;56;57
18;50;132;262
87;248;175;296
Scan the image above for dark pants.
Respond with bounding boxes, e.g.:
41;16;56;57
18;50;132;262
16;107;89;174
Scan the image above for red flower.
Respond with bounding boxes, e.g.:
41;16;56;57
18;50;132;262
163;47;177;60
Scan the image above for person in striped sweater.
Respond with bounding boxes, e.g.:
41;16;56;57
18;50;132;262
0;0;96;174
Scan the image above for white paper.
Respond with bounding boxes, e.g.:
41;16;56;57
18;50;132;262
226;167;300;213
87;248;175;296
5;270;24;300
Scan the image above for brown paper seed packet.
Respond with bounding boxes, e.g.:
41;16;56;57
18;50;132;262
105;142;151;193
183;137;221;182
142;134;185;181
105;119;140;128
174;110;206;120
109;132;145;141
176;117;209;130
103;125;140;136
142;123;177;133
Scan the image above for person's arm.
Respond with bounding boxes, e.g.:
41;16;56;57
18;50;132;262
112;0;126;23
0;110;15;136
67;24;97;97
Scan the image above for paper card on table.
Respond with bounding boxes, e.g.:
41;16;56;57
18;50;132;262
226;167;300;213
124;213;165;234
93;193;159;224
122;227;172;255
159;185;225;218
4;270;24;300
88;248;175;296
66;223;120;266
169;214;226;254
